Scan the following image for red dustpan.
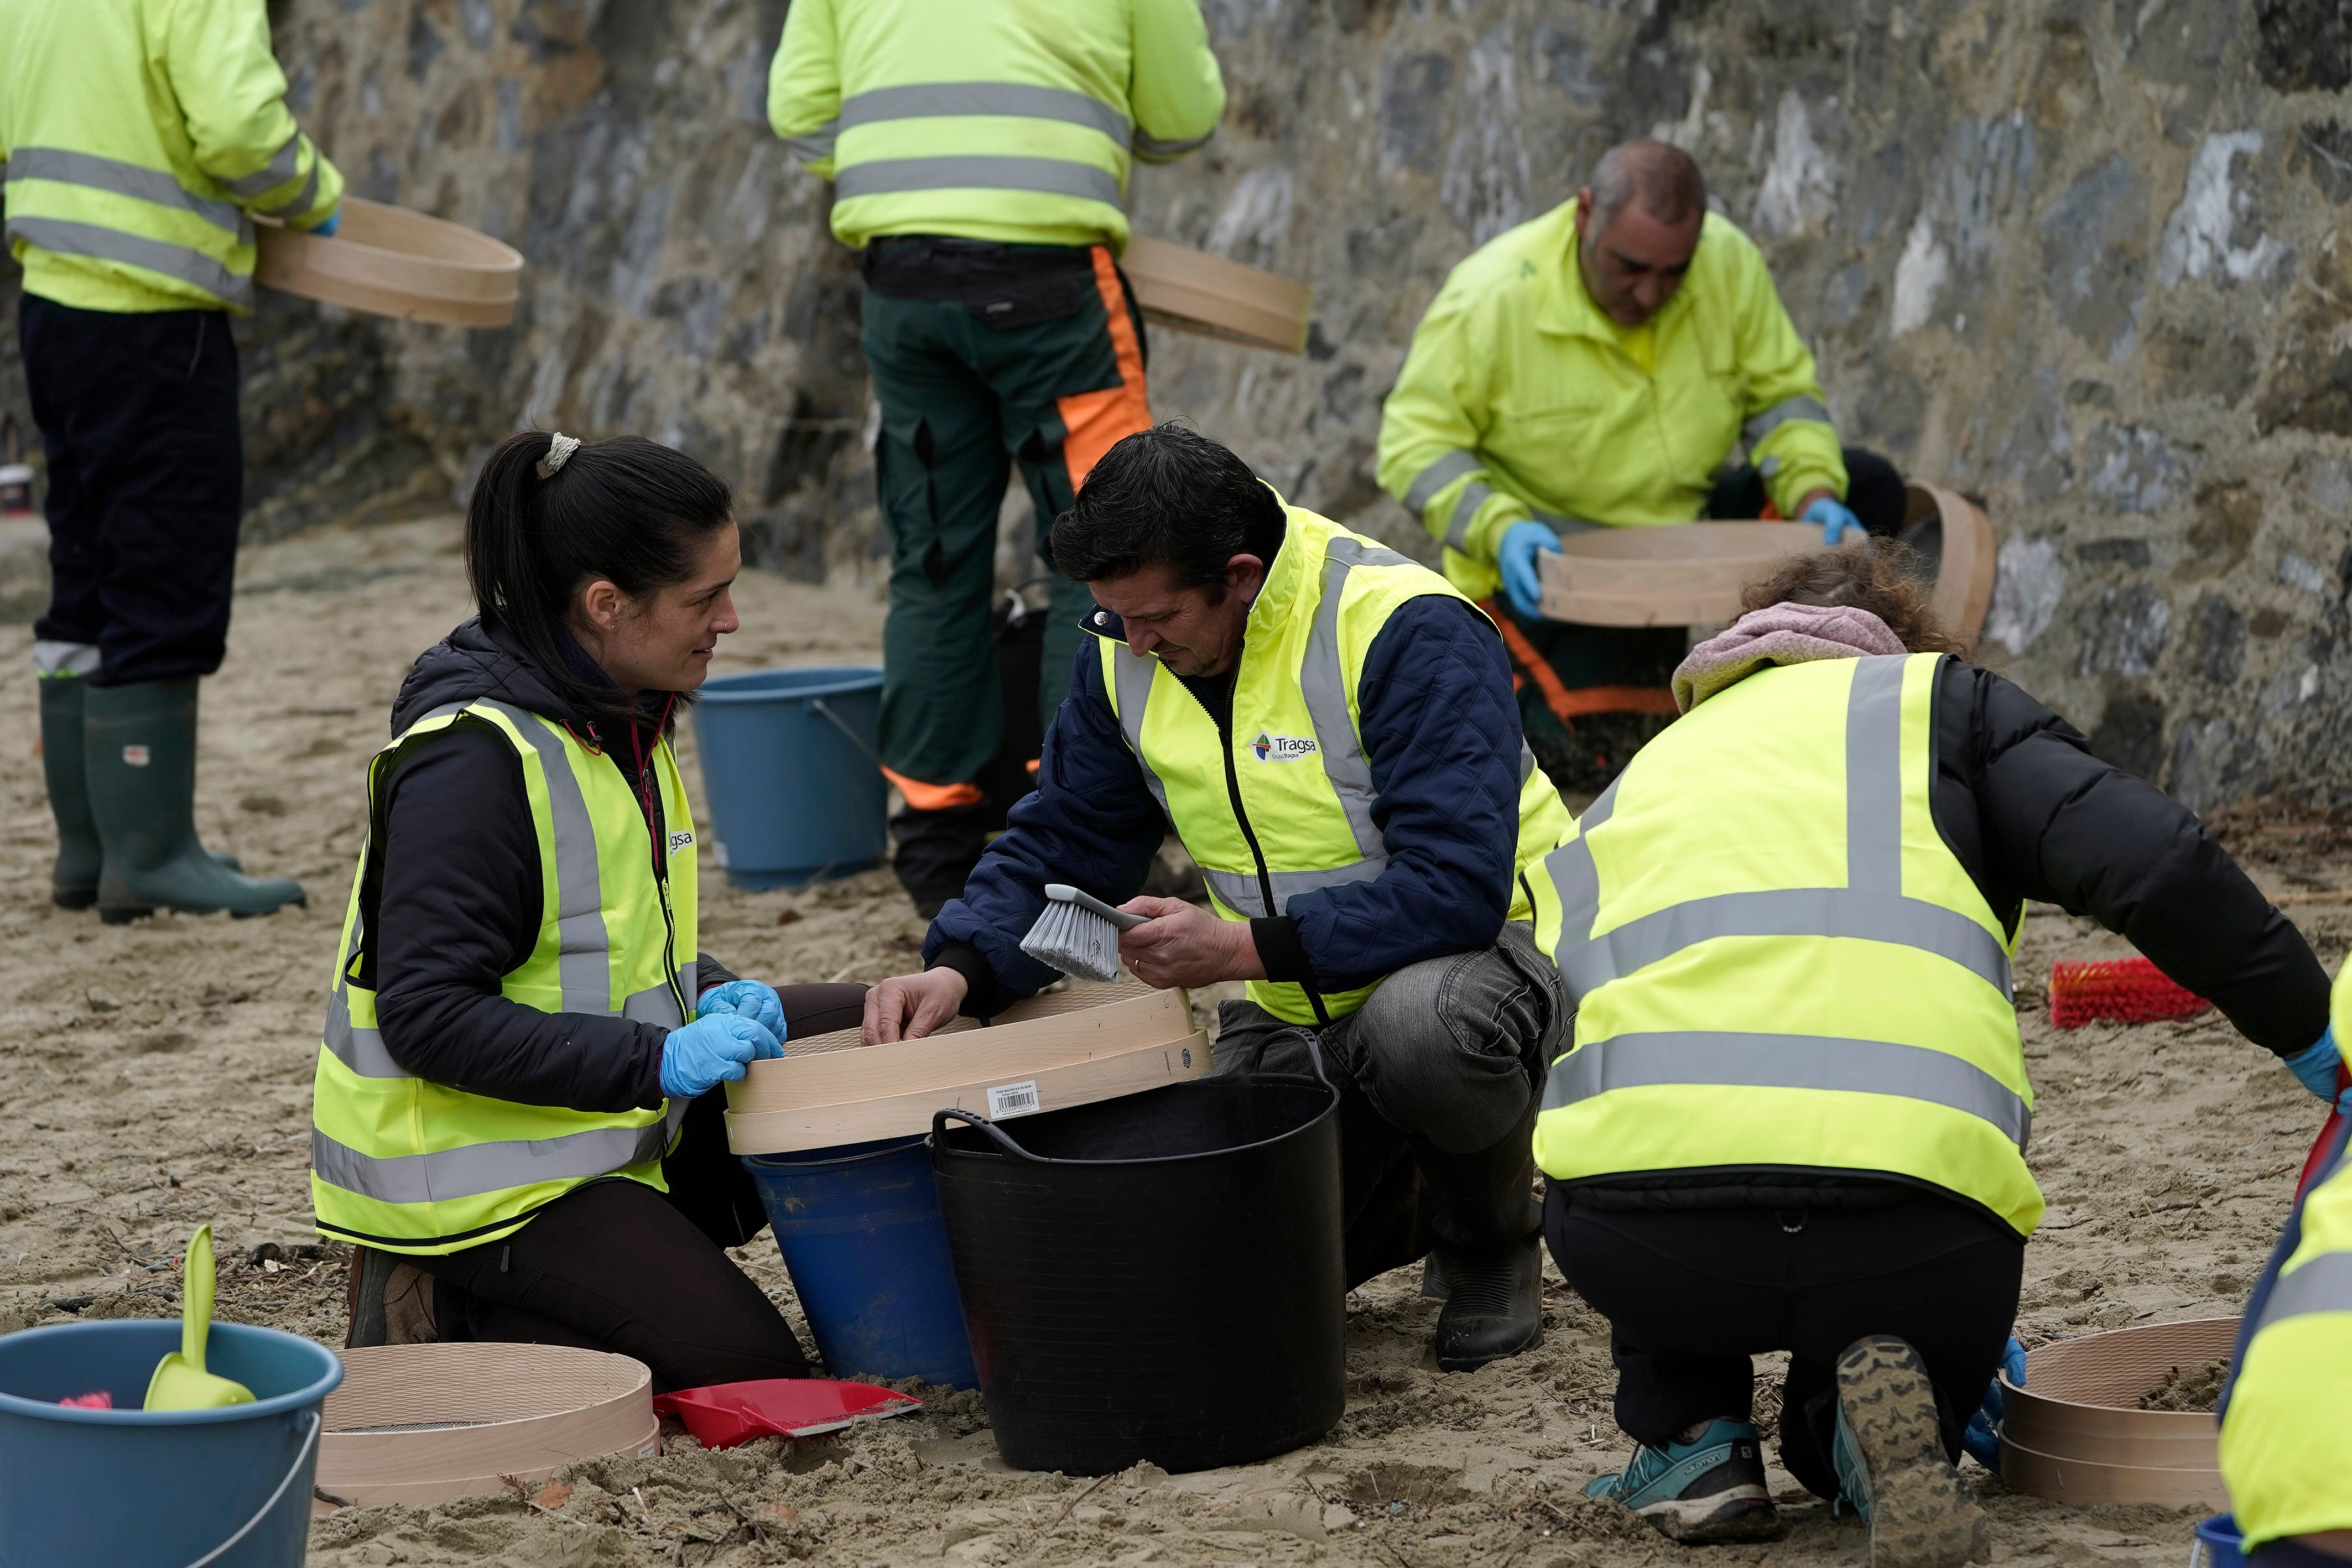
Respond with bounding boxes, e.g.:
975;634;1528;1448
650;1379;920;1450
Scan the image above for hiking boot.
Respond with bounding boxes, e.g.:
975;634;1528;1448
1430;1234;1545;1371
1586;1419;1781;1543
345;1246;440;1348
1832;1335;1990;1568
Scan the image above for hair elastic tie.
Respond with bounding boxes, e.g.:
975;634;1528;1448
537;432;581;480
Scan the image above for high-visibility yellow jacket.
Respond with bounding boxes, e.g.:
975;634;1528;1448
1377;204;1846;602
2219;966;2352;1551
0;0;342;314
1524;653;2041;1235
1097;503;1573;1025
767;0;1226;251
310;700;699;1256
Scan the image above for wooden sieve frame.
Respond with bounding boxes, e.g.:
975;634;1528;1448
1996;1316;2237;1509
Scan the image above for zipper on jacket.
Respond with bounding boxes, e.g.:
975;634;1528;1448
1176;675;1335;1029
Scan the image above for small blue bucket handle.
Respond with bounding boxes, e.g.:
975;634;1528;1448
809;699;881;768
184;1407;319;1568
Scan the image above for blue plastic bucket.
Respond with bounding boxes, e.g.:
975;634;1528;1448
2192;1515;2244;1568
693;666;885;889
0;1318;344;1567
746;1138;978;1388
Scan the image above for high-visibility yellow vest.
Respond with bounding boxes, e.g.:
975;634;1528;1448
1524;654;2041;1234
310;700;699;1256
2219;965;2352;1550
1097;504;1573;1025
766;0;1226;251
0;0;342;314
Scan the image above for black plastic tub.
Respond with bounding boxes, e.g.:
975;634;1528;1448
930;1075;1344;1474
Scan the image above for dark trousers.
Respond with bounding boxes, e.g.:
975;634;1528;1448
1546;1185;2022;1499
859;236;1152;799
19;295;242;685
416;983;868;1393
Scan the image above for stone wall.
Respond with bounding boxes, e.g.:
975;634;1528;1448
5;0;2350;808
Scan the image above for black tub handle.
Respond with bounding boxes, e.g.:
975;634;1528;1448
933;1105;1040;1160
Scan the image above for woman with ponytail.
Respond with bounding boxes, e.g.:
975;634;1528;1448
308;430;857;1388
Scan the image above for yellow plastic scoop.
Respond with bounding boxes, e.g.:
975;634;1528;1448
143;1225;254;1411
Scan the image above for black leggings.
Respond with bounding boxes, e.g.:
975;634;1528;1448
1546;1184;2023;1499
416;983;868;1393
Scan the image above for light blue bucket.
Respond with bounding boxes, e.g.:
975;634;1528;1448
693;666;886;889
0;1318;344;1567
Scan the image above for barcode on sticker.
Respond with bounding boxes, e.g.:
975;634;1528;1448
987;1080;1040;1118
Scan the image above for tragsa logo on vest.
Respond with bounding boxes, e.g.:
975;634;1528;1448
1251;732;1319;763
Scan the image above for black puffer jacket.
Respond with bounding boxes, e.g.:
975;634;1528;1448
358;619;735;1113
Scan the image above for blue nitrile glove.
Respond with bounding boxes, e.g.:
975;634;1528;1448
2285;1026;2352;1113
698;980;787;1045
659;1014;782;1100
1498;520;1562;618
310;209;340;238
1805;496;1864;545
1960;1335;2028;1469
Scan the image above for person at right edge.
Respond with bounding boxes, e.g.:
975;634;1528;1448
768;0;1226;915
4;0;340;919
1521;546;2341;1564
1377;140;1909;798
2219;961;2352;1568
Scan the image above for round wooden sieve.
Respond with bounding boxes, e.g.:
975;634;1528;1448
313;1342;657;1510
1121;235;1310;355
255;197;523;327
1998;1316;2236;1508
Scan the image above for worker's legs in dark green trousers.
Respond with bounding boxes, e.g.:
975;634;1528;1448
860;237;1152;913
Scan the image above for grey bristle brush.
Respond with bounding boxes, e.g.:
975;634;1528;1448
1019;883;1147;983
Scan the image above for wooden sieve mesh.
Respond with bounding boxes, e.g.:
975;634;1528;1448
326;1343;648;1431
2019;1318;2238;1411
783;978;1153;1057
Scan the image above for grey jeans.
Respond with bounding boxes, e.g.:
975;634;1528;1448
1213;923;1564;1282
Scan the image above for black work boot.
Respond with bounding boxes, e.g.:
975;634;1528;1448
37;675;101;908
1417;1103;1546;1372
889;800;992;918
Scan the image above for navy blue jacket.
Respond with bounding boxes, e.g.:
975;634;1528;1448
925;592;1532;1017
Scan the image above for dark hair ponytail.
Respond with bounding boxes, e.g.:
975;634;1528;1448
464;430;735;737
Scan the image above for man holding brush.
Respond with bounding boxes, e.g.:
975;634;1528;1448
863;423;1575;1373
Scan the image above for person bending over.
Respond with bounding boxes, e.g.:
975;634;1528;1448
1525;545;2341;1564
313;430;864;1390
862;424;1575;1372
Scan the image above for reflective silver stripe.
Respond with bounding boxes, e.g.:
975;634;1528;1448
1844;657;1906;895
478;701;610;1014
1744;394;1834;446
1304;536;1411;864
677;959;699;1018
1539;775;1622;957
622;980;684;1029
3;148;241;233
1520;739;1538;785
839;82;1130;142
784;117;839;162
1541;1030;2031;1148
1558;888;2011;1002
1110;646;1175;826
1204;861;1386;920
224;131;304;199
1528;507;1603;534
835;156;1122;207
322;983;408;1079
2252;1251;2352;1332
2;216;249;307
32;640;101;677
1444;482;1495;553
1133;128;1214;157
311;1119;670;1205
1403;449;1482;515
254;159;320;220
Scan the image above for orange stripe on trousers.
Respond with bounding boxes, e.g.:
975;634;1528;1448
1055;247;1153;494
880;765;984;811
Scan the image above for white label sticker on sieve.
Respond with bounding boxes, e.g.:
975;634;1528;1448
987;1080;1040;1119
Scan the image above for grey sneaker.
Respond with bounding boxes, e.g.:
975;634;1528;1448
345;1247;440;1348
1831;1335;1990;1568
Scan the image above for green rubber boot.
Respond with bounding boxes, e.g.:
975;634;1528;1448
37;675;103;909
85;676;304;923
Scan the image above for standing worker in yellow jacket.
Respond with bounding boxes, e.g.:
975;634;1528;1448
3;0;339;920
2220;963;2352;1568
768;0;1225;914
1377;141;1905;796
1518;546;2341;1562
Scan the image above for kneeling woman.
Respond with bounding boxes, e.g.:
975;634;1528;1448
1529;548;2343;1564
311;430;862;1390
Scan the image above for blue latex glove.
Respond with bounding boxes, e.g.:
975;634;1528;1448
1805;496;1864;545
1959;1335;2028;1469
2285;1026;2352;1113
1497;520;1562;618
698;980;787;1045
659;1014;782;1100
310;209;341;238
